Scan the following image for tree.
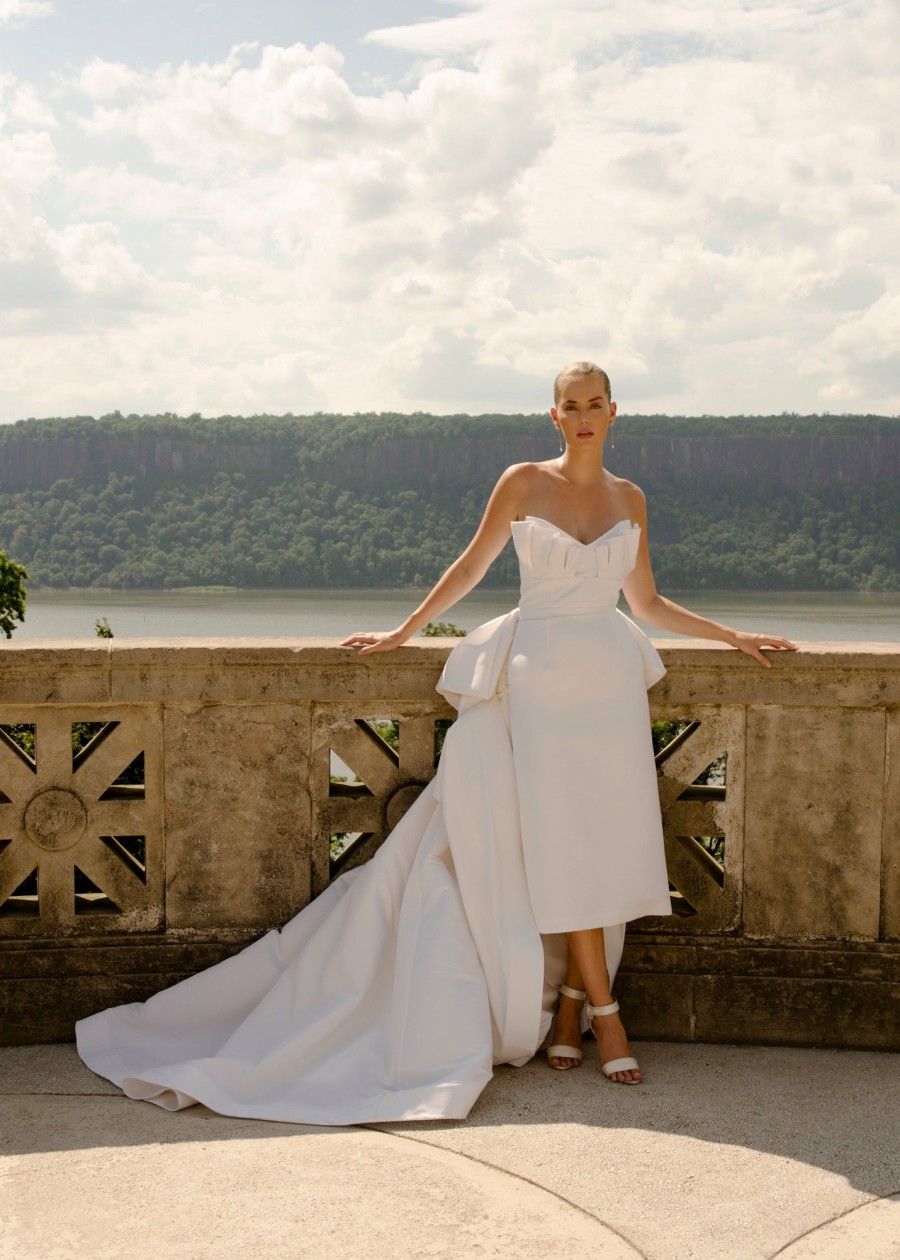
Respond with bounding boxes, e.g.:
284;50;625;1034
0;551;27;639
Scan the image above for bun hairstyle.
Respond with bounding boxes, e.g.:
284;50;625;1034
553;362;611;406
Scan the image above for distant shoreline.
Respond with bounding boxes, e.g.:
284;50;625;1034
23;585;900;599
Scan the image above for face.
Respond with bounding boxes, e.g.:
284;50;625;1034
550;375;616;447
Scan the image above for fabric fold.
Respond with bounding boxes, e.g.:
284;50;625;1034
434;607;520;711
77;607;547;1125
616;609;667;688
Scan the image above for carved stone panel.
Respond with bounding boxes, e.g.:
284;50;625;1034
0;706;163;936
638;705;746;935
310;704;446;897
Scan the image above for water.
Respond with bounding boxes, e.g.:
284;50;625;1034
10;587;900;643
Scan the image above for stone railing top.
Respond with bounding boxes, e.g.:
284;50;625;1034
0;637;898;707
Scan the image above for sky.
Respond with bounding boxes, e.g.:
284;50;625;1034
0;0;897;420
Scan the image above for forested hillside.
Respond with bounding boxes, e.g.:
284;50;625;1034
0;412;897;591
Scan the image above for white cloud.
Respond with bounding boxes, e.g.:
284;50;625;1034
0;77;59;260
1;1;898;418
78;43;362;173
78;59;140;102
0;0;52;28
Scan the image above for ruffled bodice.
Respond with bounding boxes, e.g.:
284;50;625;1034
510;516;640;618
437;517;667;705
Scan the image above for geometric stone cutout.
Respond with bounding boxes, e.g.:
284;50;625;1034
330;830;368;870
99;834;147;885
644;708;745;935
325;718;417;881
99;752;145;801
0;707;162;936
681;754;728;867
313;707;447;894
360;718;400;761
329;754;373;799
657;724;727;914
674;832;725;888
73;864;121;915
0;868;38;917
668;883;698;917
0;724;36;770
71;721;115;770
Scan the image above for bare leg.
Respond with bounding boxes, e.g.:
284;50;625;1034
566;927;642;1084
547;951;587;1069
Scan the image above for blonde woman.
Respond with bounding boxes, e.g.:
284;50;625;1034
77;364;796;1120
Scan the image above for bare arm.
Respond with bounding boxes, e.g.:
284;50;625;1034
341;465;529;655
622;487;798;668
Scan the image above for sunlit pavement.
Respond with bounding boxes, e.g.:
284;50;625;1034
1;1041;897;1260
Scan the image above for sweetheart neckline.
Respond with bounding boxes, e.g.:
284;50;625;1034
520;515;638;548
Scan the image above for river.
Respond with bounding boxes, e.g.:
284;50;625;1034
9;587;899;643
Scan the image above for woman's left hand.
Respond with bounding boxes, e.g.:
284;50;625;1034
728;631;799;668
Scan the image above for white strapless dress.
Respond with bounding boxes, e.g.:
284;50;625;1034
76;518;671;1124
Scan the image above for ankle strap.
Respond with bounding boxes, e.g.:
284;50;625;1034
587;999;620;1019
559;984;587;1001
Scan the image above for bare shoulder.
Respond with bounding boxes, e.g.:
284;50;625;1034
494;461;545;489
611;475;648;523
487;460;545;504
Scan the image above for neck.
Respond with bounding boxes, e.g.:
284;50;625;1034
556;448;607;486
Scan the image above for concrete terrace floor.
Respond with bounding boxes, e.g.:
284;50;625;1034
0;1041;898;1260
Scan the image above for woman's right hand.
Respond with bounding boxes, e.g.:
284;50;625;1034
340;629;410;655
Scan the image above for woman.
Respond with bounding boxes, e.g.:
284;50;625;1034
76;362;797;1120
342;361;798;1085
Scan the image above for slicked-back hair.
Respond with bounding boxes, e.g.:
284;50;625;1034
553;361;611;406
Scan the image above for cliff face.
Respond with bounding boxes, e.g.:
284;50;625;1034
0;423;896;492
319;434;900;490
0;435;286;491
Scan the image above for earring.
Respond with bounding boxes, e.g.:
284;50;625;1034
610;424;615;450
557;426;564;453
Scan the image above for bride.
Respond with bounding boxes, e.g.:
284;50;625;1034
76;362;797;1121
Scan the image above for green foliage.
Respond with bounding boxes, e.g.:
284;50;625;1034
367;719;400;753
0;550;27;638
0;413;897;593
638;470;899;592
650;720;684;756
422;620;467;637
1;723;35;759
0;721;143;786
95;616;114;638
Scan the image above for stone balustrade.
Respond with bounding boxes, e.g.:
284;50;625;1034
0;637;897;1050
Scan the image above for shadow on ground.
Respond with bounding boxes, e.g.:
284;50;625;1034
2;1040;898;1260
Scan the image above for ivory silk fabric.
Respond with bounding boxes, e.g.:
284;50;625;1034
76;517;670;1124
508;517;672;933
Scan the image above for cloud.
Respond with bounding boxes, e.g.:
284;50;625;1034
0;78;59;261
0;0;52;28
1;1;898;419
78;43;363;173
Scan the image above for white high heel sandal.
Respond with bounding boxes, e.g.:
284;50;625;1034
587;998;643;1084
546;983;587;1070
